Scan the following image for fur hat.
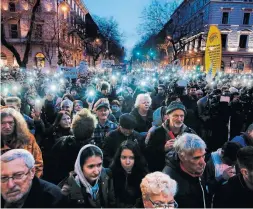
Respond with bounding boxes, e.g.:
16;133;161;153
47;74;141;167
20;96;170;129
166;101;186;115
119;113;137;129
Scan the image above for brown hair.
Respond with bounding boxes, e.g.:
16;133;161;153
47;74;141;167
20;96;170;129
1;108;30;148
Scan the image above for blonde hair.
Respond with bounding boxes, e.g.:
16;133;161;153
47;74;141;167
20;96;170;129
140;172;177;200
71;108;98;140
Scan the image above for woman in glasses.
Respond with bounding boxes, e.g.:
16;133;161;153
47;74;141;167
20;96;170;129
110;140;148;208
140;172;178;208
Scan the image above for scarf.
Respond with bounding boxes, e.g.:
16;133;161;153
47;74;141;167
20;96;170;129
74;144;103;200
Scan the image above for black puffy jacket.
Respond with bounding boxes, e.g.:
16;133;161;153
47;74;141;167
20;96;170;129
163;151;209;208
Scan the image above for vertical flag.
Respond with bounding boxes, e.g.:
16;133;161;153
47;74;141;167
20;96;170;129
205;25;222;78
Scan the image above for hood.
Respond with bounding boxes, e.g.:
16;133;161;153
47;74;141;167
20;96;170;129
74;144;103;196
152;107;163;126
164;150;181;171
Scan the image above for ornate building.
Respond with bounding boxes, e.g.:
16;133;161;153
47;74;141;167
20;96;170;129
170;0;253;72
140;0;253;72
1;0;103;69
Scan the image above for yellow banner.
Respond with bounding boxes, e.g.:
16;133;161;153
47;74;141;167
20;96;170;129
205;25;222;77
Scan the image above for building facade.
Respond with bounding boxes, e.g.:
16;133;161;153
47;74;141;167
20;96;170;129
1;0;103;69
169;0;253;72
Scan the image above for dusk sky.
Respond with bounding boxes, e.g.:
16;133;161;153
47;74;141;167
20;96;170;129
84;0;176;57
84;0;151;56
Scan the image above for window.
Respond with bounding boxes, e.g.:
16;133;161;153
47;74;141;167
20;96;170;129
239;35;248;48
222;12;229;24
34;24;42;39
243;13;250;25
221;34;227;48
237;61;244;70
9;2;16;12
10;24;18;38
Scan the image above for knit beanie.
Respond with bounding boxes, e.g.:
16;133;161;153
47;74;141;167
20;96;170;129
119;113;137;130
166;101;187;115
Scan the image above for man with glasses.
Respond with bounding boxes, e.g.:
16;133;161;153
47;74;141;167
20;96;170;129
146;101;195;172
140;172;178;208
1;149;67;208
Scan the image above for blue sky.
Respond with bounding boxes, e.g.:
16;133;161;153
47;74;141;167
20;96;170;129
84;0;153;56
84;0;178;57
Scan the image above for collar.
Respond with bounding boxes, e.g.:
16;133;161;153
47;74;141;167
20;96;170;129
180;162;203;178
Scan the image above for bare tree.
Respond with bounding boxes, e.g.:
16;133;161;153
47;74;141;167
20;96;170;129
39;18;58;67
93;15;124;49
138;0;182;37
1;0;41;68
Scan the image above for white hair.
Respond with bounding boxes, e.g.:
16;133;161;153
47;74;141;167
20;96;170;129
196;90;203;94
174;133;206;155
134;93;152;108
1;149;35;169
140;172;177;200
61;99;73;108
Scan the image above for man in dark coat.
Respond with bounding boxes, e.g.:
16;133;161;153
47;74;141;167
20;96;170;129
103;113;144;167
213;146;253;208
163;133;209;208
152;84;166;110
146;101;195;172
1;149;67;208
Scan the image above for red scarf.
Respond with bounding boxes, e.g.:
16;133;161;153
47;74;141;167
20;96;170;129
168;131;176;139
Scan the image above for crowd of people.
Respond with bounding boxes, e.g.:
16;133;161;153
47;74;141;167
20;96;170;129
1;65;253;208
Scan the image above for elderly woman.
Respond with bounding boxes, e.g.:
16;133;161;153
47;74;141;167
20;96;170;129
130;93;153;134
140;172;178;208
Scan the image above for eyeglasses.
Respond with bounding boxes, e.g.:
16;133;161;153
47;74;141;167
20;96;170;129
149;198;178;209
1;169;31;183
1;121;15;126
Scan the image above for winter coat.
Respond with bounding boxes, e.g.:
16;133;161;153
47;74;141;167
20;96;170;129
213;174;253;208
1;134;43;178
130;108;153;133
103;129;145;167
1;176;67;208
60;169;116;208
111;169;147;208
146;121;195;172
163;151;209;208
152;94;165;110
205;149;239;196
40;99;57;128
41;135;91;184
231;132;253;147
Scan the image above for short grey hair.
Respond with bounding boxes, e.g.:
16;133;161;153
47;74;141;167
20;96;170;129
140;172;177;200
0;149;35;169
174;133;206;155
134;93;152;108
61;99;73;109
